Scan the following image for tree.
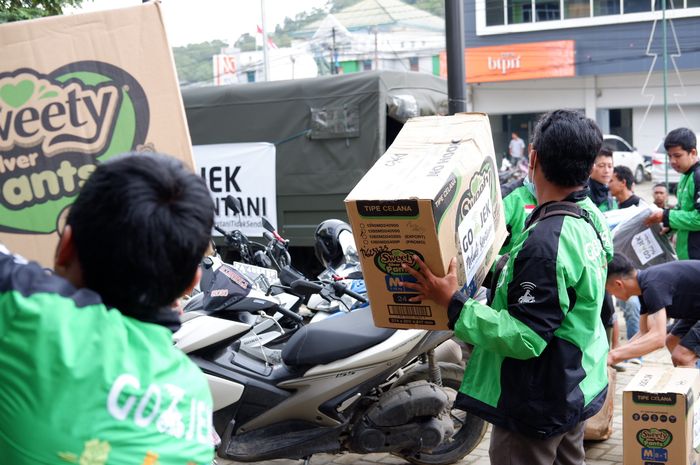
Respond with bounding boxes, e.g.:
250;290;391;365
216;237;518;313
234;33;257;52
0;0;89;23
172;40;229;87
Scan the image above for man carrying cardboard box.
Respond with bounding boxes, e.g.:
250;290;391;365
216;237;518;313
402;109;611;465
605;252;700;367
0;154;215;464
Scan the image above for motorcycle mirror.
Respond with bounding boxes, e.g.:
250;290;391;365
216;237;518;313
345;271;363;280
224;195;243;215
261;217;275;233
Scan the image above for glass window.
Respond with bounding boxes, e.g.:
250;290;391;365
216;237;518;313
688;0;700;7
486;0;506;25
508;0;533;23
536;0;561;19
594;0;620;15
409;57;420;71
363;60;373;71
246;71;256;83
565;0;591;17
625;0;652;12
654;0;682;9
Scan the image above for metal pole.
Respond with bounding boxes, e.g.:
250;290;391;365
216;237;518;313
445;0;466;114
662;0;669;187
332;27;337;74
261;0;270;81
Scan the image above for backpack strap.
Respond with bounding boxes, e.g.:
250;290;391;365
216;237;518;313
525;200;606;251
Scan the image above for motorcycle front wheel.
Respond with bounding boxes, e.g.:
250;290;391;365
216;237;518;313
394;363;487;465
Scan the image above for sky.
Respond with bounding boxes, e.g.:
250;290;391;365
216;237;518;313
65;0;329;47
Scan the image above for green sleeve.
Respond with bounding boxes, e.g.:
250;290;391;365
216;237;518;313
669;208;700;231
453;298;547;359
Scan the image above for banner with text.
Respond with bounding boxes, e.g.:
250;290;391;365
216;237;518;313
439;40;575;83
194;142;276;238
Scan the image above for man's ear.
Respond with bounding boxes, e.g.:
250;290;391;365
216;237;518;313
54;225;84;286
183;267;202;296
54;225;76;271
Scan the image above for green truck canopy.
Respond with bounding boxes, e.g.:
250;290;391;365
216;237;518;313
182;70;448;247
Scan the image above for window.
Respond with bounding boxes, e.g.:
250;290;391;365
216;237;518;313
536;0;561;20
565;0;590;17
486;0;506;24
246;71;256;83
478;0;700;33
409;57;420;71
363;60;373;71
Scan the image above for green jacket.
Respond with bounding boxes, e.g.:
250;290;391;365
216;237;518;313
663;162;700;260
447;191;612;439
499;179;537;255
0;249;214;465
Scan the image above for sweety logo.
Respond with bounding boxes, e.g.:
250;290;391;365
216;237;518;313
0;61;149;234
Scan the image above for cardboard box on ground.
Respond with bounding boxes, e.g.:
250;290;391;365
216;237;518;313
345;113;507;330
623;367;700;465
0;3;193;267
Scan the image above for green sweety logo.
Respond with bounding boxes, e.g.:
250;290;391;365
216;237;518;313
374;249;424;276
0;61;149;234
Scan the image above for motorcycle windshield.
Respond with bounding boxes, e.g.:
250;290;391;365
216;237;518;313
202;263;253;312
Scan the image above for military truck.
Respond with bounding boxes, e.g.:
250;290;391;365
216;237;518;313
182;70;448;274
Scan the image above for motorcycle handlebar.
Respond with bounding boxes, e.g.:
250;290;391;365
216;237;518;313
275;305;304;324
332;281;368;304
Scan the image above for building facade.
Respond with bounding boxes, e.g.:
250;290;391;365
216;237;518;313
454;0;700;158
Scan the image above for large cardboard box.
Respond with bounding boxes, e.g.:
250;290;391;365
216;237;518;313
344;113;506;330
0;3;193;266
623;366;700;465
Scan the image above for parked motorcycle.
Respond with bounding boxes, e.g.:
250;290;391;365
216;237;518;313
217;195;291;272
175;265;485;465
498;156;528;186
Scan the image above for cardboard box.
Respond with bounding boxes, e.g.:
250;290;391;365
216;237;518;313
344;113;506;330
0;3;193;266
623;366;700;465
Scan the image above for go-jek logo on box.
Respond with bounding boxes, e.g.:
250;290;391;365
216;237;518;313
0;61;149;234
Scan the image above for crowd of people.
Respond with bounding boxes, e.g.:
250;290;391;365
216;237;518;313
1;110;697;465
404;113;700;465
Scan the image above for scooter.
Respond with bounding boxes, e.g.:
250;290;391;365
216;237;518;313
174;275;486;464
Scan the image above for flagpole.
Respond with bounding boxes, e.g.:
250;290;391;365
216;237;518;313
260;0;270;81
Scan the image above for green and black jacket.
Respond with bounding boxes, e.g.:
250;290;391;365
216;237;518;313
662;161;700;260
500;179;537;255
447;190;612;439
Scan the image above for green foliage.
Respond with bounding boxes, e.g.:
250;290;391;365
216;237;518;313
234;33;257;52
0;0;88;23
172;40;229;86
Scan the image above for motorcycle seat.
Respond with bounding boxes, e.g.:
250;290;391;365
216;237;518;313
281;307;395;366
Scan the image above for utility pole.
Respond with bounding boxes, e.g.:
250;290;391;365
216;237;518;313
331;27;337;74
662;0;669;187
445;0;466;114
374;28;379;70
261;0;270;81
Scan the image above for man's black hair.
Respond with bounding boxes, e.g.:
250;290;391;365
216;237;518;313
531;109;603;187
613;165;634;190
66;152;214;317
653;183;668;190
664;127;697;152
607;252;636;280
597;147;613;158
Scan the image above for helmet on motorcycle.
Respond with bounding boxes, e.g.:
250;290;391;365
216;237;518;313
314;219;353;269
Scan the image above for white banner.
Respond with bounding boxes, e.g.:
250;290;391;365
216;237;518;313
193;143;277;238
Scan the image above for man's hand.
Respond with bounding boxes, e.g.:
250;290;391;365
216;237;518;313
400;255;458;308
607;350;622;366
644;209;664;226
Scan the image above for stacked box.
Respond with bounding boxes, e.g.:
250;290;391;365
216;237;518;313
623;366;700;465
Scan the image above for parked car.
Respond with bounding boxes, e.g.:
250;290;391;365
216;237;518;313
603;134;646;184
650;139;681;188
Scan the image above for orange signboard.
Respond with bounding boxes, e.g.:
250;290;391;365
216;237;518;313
439;40;575;83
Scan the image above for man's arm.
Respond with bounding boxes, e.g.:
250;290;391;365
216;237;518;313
608;310;667;364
